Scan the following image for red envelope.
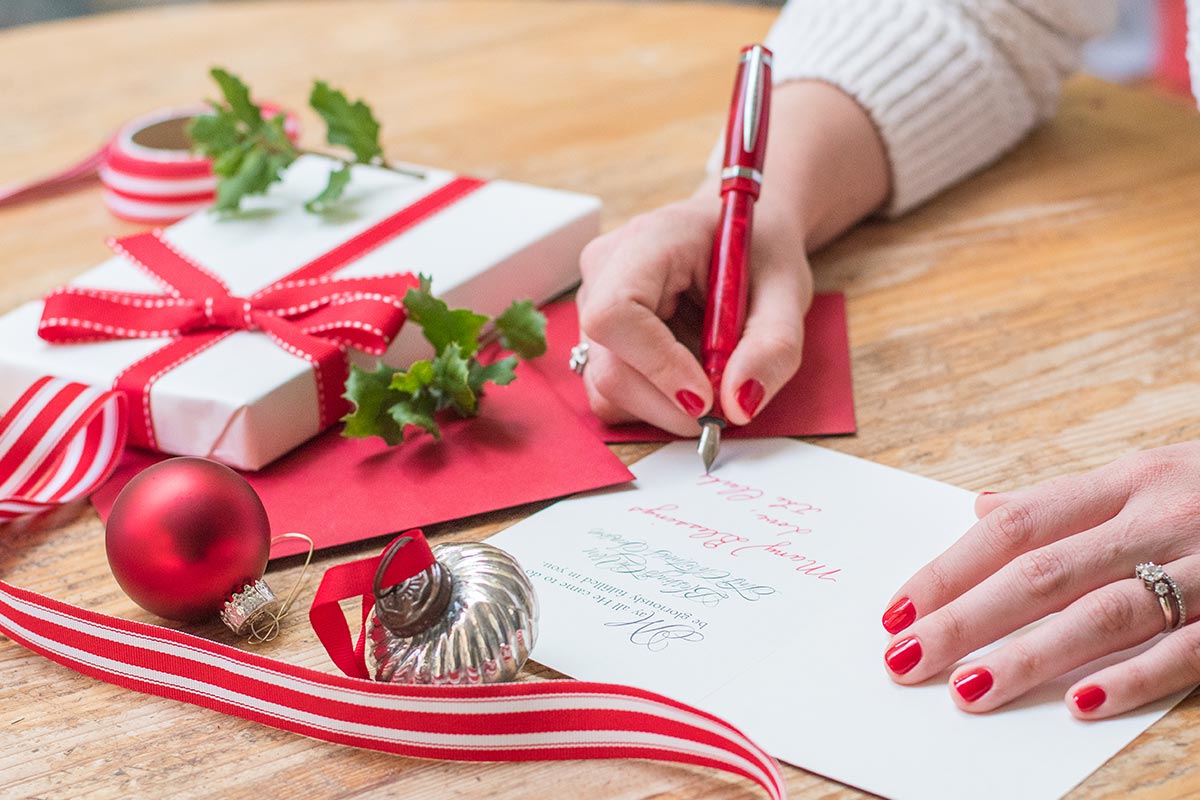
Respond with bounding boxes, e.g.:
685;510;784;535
533;293;856;442
91;367;634;557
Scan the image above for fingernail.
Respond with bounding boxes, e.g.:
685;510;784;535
882;597;916;634
981;491;997;496
1073;685;1106;713
954;668;994;703
675;390;705;417
884;637;922;675
735;379;765;418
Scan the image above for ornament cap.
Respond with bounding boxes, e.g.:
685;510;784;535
374;537;454;638
220;579;282;636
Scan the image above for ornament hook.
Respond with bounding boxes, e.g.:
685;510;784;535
241;532;315;643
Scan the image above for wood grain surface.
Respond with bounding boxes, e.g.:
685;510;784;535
1;2;1198;799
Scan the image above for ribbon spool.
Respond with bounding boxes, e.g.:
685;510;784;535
102;105;299;224
0;105;298;224
100;107;218;224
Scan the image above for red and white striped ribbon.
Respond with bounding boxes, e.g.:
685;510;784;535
0;105;298;224
99;107;219;224
0;377;127;521
0;379;787;799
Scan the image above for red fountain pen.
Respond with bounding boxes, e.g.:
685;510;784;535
698;44;772;472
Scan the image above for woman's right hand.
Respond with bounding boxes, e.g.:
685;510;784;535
575;187;813;436
573;79;890;436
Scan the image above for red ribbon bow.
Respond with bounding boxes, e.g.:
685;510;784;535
35;176;486;453
41;231;416;351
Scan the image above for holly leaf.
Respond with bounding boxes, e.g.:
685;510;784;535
402;276;488;357
389;394;441;440
310;80;384;164
390;359;435;395
495;300;547;359
305;162;352;213
430;343;476;415
342;363;407;445
209;140;250;178
261;112;294;151
189;67;299;212
340;282;539;446
210;67;264;129
468;356;518;395
188;108;243;157
213;148;272;212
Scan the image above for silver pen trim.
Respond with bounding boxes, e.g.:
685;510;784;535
720;166;763;184
741;45;767;154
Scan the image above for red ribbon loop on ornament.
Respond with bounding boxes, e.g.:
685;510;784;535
0;376;127;522
36;176;487;452
309;531;436;680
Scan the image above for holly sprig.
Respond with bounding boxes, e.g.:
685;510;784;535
187;67;419;213
342;277;548;445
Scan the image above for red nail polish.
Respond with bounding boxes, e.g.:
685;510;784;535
1073;685;1106;713
735;379;765;418
675;390;704;417
882;597;916;634
980;491;996;496
884;637;922;675
954;668;994;703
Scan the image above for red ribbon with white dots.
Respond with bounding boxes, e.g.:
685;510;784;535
35;176;484;452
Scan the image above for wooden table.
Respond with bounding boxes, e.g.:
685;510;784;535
1;2;1198;798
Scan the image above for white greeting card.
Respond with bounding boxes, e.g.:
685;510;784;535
488;439;1185;800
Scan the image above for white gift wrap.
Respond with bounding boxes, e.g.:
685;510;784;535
0;156;600;470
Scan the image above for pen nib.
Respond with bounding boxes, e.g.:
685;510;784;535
698;418;724;473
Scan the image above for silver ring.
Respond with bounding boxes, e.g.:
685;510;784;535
569;342;589;376
1136;562;1187;632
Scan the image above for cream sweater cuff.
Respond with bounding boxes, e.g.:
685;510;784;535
762;0;1109;216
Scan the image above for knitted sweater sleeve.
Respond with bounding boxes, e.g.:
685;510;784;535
762;1;1117;215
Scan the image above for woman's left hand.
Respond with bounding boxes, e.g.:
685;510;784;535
881;441;1200;718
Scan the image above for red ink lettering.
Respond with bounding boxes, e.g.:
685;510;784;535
729;539;841;581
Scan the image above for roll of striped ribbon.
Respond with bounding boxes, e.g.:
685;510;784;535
0;105;298;224
99;106;221;223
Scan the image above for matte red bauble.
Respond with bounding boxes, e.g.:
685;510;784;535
105;457;276;628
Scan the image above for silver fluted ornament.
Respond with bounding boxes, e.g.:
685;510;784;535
364;537;538;685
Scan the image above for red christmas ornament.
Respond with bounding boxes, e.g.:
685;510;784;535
105;457;278;630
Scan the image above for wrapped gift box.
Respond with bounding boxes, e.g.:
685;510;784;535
0;156;600;469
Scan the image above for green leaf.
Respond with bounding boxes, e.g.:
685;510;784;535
390;359;435;395
188;68;300;213
213;148;272;212
209;142;248;178
468;356;518;395
495;300;548;359
305;163;353;213
261;113;294;151
210;68;264;129
402;276;489;357
389;395;441;440
187;109;242;157
310;80;384;163
430;343;476;415
340;281;536;447
342;363;407;445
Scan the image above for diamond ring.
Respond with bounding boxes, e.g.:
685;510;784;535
1136;562;1186;632
569;342;589;376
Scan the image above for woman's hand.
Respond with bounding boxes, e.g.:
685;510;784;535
575;190;811;435
574;80;890;434
881;441;1200;719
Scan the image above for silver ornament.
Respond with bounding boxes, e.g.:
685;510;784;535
364;537;538;685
